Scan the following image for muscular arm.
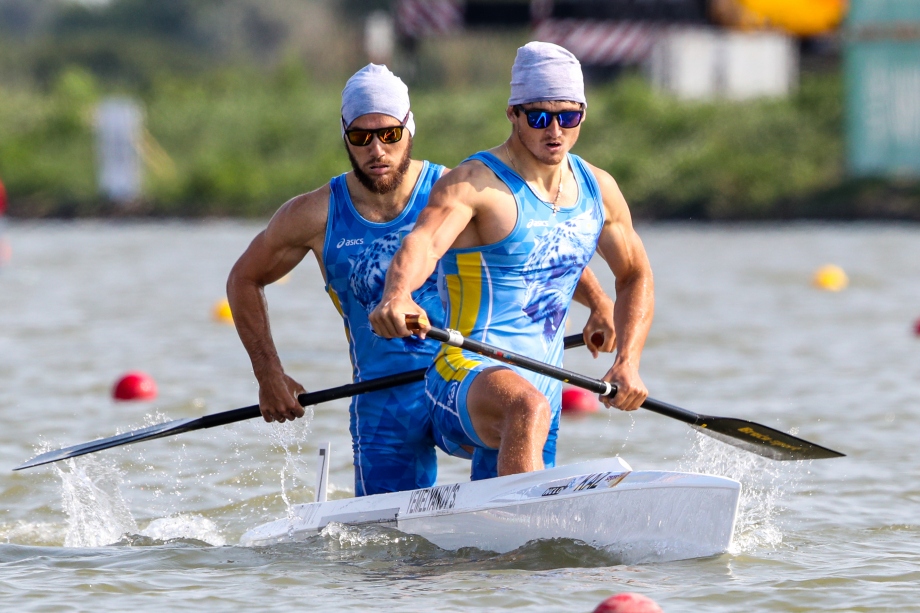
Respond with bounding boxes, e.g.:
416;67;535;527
226;188;328;422
369;165;479;339
572;267;616;358
589;165;655;411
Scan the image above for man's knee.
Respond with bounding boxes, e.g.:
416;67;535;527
466;367;551;445
504;389;551;436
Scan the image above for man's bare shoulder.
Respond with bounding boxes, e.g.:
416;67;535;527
583;161;631;217
583;161;623;195
265;183;332;248
432;158;505;196
279;184;331;221
437;158;485;183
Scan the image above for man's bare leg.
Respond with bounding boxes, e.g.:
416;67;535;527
465;367;551;476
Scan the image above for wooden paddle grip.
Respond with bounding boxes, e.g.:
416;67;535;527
405;313;429;333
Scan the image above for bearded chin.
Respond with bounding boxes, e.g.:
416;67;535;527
346;138;413;195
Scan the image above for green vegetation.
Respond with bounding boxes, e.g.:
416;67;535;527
563;74;848;219
1;0;917;220
9;67;911;220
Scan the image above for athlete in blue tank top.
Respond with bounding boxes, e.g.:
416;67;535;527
371;42;654;480
322;160;459;494
227;65;468;496
425;151;605;478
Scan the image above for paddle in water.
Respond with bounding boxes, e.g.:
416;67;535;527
14;333;592;471
406;316;845;461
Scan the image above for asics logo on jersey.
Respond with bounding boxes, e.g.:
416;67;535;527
527;219;550;228
337;237;365;248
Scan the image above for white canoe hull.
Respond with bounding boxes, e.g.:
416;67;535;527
240;457;741;563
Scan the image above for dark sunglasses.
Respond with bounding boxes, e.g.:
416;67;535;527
344;125;405;146
515;106;584;129
342;112;410;146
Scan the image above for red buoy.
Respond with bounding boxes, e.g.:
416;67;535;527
113;371;158;401
593;593;663;613
561;386;599;415
0;238;10;266
913;317;920;337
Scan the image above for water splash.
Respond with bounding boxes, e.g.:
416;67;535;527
115;410;171;434
0;521;67;547
615;412;637;453
264;407;315;517
141;514;226;545
43;404;321;548
678;432;804;554
320;521;400;549
594;410;637;457
53;455;138;548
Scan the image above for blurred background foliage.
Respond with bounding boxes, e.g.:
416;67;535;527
0;0;916;219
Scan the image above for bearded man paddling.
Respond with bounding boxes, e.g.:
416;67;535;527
370;43;655;479
228;64;616;495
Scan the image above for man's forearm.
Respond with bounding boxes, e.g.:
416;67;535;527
226;276;284;381
613;272;654;365
573;267;613;311
381;232;439;301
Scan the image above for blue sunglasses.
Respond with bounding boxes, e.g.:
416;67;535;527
515;106;584;129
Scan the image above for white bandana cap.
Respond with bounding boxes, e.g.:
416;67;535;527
508;41;586;108
341;64;416;136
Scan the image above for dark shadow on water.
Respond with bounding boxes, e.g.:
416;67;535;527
114;533;215;548
255;524;628;577
1;525;631;575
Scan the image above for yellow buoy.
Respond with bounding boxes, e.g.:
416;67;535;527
813;264;848;292
212;297;234;324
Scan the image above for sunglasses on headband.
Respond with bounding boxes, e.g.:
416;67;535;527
342;112;410;146
515;105;584;129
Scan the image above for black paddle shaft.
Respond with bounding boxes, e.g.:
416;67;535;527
13;368;426;471
14;334;588;471
422;326;844;461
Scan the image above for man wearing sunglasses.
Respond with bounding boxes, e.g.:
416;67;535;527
228;64;616;495
371;42;654;480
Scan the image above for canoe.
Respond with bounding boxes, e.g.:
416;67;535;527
240;454;741;563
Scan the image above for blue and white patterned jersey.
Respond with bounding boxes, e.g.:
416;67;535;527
322;161;448;495
431;151;605;409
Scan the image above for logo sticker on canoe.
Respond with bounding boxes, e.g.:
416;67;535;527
406;483;461;514
542;484;568;497
541;471;630;497
572;472;609;491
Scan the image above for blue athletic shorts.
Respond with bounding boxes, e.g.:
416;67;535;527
350;381;471;497
424;354;560;481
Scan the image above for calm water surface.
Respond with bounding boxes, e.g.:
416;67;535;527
1;221;918;612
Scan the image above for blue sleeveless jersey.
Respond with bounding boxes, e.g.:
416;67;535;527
427;151;604;479
322;161;447;495
434;151;604;384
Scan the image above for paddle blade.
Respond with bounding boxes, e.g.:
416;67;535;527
692;417;845;461
13;417;199;471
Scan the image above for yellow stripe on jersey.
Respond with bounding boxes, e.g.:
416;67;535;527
455;252;483;336
327;287;345;317
436;251;484;381
327;287;352;344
